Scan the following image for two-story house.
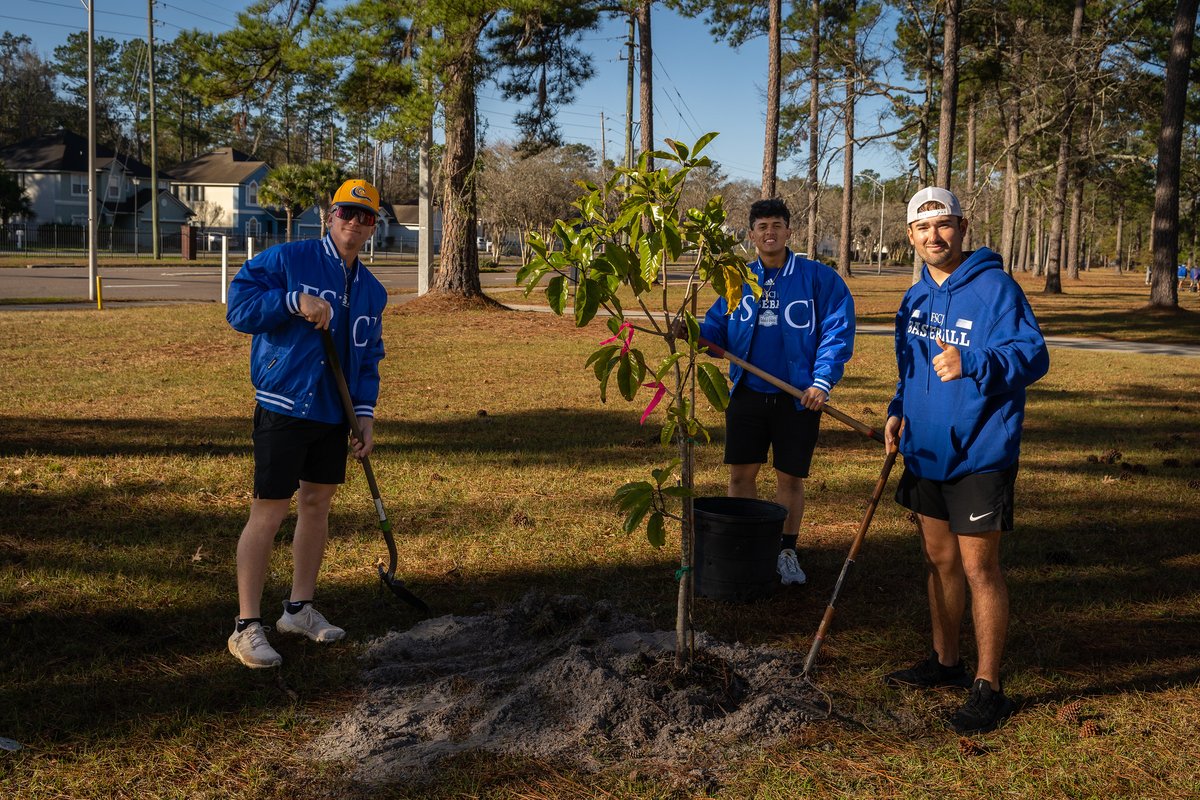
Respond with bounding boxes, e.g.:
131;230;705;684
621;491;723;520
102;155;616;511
0;129;191;247
167;148;282;244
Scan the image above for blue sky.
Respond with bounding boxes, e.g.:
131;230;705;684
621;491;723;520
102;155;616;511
8;1;906;182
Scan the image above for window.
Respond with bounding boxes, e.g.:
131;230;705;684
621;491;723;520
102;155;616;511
245;217;260;240
71;174;87;196
247;180;259;207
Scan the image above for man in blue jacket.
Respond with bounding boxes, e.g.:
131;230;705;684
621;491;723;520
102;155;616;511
225;179;388;669
883;187;1049;733
699;198;855;586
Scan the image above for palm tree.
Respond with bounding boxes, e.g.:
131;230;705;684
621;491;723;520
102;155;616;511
258;164;315;243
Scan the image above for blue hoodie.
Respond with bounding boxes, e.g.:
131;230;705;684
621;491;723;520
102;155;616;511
887;247;1048;481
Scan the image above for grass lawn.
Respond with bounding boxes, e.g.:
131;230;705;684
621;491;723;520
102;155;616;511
1;279;1199;798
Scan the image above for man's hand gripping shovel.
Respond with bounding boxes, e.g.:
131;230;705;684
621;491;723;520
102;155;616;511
320;329;429;614
696;335;899;717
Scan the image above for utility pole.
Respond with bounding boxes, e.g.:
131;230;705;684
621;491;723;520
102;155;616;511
599;111;607;182
625;15;635;170
418;123;434;295
148;0;161;258
87;0;97;301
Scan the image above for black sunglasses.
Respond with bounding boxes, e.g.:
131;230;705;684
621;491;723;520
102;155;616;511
333;205;377;226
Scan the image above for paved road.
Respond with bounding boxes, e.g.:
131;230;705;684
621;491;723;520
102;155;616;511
0;262;519;304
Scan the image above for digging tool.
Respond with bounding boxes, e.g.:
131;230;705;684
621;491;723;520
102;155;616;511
320;329;429;614
696;336;884;445
800;443;899;681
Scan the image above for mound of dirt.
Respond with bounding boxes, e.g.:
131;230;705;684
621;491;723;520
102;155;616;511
390;292;509;315
312;593;826;786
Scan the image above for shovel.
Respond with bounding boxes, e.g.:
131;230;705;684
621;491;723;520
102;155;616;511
696;336;885;444
696;334;901;711
320;329;429;614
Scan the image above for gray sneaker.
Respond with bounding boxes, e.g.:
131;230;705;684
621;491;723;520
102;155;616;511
777;548;807;585
228;621;282;669
276;604;345;643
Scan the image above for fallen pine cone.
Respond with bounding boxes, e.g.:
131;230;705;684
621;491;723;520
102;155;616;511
1056;700;1083;725
1079;719;1101;738
958;737;987;757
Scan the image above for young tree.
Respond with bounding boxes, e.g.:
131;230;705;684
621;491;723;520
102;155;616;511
519;135;755;671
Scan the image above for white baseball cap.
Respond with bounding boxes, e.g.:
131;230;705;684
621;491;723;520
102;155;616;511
907;187;962;224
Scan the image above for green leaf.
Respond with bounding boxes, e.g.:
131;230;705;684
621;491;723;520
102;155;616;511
623;502;652;535
650;460;678;486
617;353;635;401
615;480;653;512
662;486;694;499
546;275;567;315
655;352;683;381
574;278;600;327
607;316;623;336
585;344;620;371
698;363;730;410
660;419;677;446
646;513;666;548
692;131;719;156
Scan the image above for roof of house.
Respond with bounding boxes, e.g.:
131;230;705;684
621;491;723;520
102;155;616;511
101;188;194;217
0;129;151;177
168;147;270;185
385;201;421;225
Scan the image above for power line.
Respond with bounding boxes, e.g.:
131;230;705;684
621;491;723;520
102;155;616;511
0;14;142;40
156;1;233;30
30;0;147;21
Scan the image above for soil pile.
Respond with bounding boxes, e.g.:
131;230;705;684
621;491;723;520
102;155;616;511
313;593;826;786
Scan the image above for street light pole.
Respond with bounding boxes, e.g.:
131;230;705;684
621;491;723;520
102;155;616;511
858;173;885;275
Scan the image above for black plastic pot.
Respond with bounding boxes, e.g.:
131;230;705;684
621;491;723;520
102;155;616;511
693;496;788;602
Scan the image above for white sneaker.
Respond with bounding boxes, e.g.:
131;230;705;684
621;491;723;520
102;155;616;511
276;604;345;643
228;621;282;669
777;548;807;585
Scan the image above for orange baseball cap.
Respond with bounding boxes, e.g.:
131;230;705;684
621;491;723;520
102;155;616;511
331;179;380;214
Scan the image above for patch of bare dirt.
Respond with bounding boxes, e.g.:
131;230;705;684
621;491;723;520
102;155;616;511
311;593;827;787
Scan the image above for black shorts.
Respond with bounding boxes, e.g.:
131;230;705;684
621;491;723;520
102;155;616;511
724;387;822;478
895;464;1018;534
252;406;348;499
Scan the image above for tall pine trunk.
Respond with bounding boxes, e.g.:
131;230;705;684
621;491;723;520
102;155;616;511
762;0;782;198
1044;0;1085;294
1150;0;1199;307
433;25;484;297
806;0;821;257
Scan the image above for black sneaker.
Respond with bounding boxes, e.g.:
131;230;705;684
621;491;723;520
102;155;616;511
884;652;974;689
949;679;1017;734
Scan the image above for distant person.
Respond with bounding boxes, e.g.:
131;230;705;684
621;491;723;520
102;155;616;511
225;179;388;669
1190;265;1199;292
695;198;856;586
883;187;1050;734
1178;263;1189;290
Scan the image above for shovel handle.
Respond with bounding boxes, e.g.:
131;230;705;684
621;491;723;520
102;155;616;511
697;336;884;445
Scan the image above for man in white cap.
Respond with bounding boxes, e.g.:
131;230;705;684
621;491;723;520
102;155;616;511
224;179;388;668
882;187;1049;733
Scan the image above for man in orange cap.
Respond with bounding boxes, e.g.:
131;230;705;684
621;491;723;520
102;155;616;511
224;179;388;668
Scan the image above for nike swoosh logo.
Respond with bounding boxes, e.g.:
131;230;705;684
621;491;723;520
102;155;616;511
969;511;995;522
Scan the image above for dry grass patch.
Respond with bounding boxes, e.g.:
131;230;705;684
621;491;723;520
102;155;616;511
1;302;1199;798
